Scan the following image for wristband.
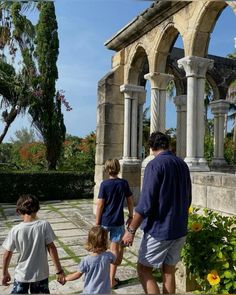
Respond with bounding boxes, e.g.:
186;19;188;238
127;227;136;235
56;269;64;275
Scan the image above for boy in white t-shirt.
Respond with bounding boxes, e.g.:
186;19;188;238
1;194;64;294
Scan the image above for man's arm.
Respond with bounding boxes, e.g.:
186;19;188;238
2;250;12;286
122;212;144;246
47;242;65;284
95;198;105;225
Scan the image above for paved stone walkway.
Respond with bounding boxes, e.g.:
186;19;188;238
0;199;163;294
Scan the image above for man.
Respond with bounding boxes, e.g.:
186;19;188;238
122;131;192;294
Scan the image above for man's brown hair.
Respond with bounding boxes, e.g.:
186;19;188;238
16;194;40;215
104;158;120;176
85;226;108;253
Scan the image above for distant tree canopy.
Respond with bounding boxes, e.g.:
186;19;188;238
0;2;66;170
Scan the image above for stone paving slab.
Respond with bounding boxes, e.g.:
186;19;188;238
0;199;147;294
57;236;87;247
50;222;78;230
54;229;87;238
69;245;89;257
49;259;78;269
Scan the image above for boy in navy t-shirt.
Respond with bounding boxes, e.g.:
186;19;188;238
95;158;134;288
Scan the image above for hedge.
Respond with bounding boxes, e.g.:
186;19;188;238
0;171;94;203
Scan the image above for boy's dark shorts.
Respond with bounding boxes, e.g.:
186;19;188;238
11;277;49;294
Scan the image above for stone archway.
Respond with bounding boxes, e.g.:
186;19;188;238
95;0;236;205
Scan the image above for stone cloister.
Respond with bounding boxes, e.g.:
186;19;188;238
95;1;236;214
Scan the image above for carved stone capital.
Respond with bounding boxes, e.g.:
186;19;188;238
210;99;230;115
120;84;146;100
144;72;173;90
173;95;187;108
177;56;214;78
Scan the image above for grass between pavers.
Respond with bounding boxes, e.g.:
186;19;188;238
56;238;81;264
45;203;69;219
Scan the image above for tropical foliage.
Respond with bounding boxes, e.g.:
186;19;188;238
0;129;96;174
182;207;236;294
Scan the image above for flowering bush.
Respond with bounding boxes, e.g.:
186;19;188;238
182;208;236;294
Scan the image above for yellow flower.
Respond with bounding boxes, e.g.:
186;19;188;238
188;206;193;214
207;270;220;286
191;222;202;232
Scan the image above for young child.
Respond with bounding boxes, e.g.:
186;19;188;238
95;158;134;288
1;194;64;294
65;226;120;294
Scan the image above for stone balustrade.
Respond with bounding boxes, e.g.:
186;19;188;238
191;171;236;215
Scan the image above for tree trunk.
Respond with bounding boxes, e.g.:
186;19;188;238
0;108;18;144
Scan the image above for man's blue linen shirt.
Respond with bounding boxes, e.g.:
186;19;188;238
135;150;192;241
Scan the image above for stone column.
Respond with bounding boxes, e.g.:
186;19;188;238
138;92;146;160
131;93;138;159
120;84;146;204
123;92;132;159
120;84;146;162
178;56;214;171
173;95;187;159
210;100;230;165
144;72;173;133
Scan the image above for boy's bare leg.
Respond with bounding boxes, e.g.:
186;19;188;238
110;242;123;287
162;264;176;294
137;262;160;294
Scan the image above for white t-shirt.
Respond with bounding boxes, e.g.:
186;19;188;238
2;219;56;282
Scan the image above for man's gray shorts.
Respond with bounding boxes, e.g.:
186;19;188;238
138;233;186;269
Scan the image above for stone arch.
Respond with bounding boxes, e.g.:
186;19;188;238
190;1;228;56
167;63;186;96
153;22;184;73
206;74;220;101
127;44;149;86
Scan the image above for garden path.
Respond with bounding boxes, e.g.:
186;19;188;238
0;199;150;294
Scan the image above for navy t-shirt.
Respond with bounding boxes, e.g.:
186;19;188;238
135;150;192;241
98;178;132;226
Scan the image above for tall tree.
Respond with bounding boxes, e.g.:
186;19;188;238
28;2;66;170
0;2;35;143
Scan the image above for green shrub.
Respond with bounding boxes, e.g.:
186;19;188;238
0;171;94;202
182;208;236;294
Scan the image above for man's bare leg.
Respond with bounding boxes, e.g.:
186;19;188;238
137;262;160;294
162;264;176;294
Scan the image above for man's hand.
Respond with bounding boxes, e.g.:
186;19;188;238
122;230;134;247
2;271;11;286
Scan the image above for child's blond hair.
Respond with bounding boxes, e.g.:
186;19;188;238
85;226;108;253
104;158;120;176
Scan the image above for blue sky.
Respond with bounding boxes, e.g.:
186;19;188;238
3;1;236;142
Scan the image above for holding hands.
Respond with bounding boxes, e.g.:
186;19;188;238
122;227;136;247
56;270;66;285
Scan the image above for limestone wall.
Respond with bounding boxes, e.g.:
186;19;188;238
191;171;236;215
94;65;124;204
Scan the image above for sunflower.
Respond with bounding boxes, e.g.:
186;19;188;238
191;222;203;232
207;270;220;286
